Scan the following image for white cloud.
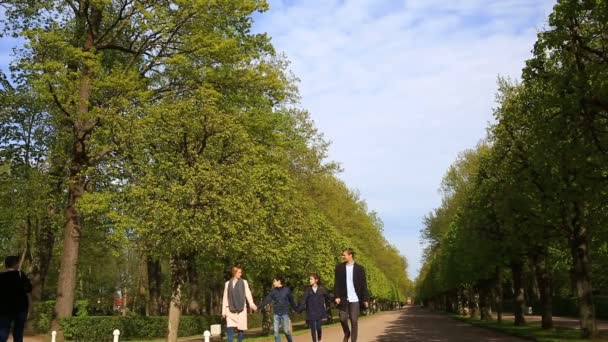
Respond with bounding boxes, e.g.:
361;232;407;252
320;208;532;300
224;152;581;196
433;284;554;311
255;0;556;279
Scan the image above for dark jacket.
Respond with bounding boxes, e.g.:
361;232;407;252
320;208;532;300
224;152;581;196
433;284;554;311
297;285;330;321
259;286;297;316
334;262;369;309
0;270;32;316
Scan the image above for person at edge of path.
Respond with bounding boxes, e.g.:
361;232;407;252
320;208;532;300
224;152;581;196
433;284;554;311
258;276;297;342
296;273;331;342
0;255;32;342
222;265;258;342
334;248;369;342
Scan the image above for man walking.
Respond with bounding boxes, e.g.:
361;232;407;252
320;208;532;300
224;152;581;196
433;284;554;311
0;255;32;342
334;248;369;342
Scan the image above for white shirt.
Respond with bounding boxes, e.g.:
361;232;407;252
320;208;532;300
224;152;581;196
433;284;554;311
346;263;359;302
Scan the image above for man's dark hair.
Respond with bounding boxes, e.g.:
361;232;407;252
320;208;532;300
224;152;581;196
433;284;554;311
4;255;19;268
274;275;285;285
342;248;355;258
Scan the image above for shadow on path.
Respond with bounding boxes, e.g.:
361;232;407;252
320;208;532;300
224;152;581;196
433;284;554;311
374;306;527;342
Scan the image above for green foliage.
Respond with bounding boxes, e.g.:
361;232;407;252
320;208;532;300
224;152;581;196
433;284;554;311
59;315;222;341
417;0;608;336
0;0;412;337
31;300;55;333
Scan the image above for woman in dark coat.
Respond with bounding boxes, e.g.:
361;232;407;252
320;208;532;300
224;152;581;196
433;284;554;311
297;274;331;342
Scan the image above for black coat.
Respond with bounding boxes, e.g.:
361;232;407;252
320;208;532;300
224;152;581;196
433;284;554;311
333;262;369;309
0;270;32;316
297;285;330;321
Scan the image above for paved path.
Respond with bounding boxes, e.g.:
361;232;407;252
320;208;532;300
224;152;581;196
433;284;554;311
256;306;526;342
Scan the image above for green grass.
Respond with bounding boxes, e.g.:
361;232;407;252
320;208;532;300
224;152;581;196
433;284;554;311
451;314;608;342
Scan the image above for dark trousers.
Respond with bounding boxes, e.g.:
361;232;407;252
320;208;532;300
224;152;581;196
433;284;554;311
308;319;322;342
339;302;360;342
0;312;27;342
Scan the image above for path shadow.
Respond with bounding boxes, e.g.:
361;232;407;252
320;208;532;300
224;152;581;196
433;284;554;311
374;307;525;342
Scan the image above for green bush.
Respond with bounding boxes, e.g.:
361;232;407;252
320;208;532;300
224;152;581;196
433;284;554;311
61;316;122;342
120;316;166;339
59;315;222;341
74;300;89;317
31;300;55;333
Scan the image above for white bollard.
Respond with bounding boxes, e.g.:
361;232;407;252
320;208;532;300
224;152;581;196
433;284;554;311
113;329;121;342
203;330;211;342
51;331;57;342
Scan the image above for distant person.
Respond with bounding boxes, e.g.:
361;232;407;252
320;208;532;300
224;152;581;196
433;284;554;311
334;248;369;342
0;255;32;342
296;273;331;342
258;276;297;342
222;266;257;342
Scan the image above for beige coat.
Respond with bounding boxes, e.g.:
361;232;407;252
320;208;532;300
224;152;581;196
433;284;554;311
222;279;257;330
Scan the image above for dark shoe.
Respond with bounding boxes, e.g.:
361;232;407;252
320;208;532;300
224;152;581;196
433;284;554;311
343;334;350;342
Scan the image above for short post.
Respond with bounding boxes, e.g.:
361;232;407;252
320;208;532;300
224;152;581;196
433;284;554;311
527;306;533;315
203;330;211;342
210;324;221;336
113;329;121;342
51;331;57;342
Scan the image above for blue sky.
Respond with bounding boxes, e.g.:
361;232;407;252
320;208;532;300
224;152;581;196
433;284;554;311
0;0;557;279
253;0;557;279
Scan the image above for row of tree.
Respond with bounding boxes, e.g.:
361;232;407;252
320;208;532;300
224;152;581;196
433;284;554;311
416;0;608;339
0;1;412;341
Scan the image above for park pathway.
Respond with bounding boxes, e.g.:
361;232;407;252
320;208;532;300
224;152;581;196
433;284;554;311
263;306;526;342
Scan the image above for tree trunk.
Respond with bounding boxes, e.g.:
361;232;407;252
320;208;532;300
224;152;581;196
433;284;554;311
186;256;201;314
52;6;102;337
121;287;128;316
30;217;55;302
147;257;162;316
479;280;492;321
468;286;478;318
511;261;526;326
52;170;85;332
532;251;553;329
167;256;187;342
569;221;597;338
458;287;466;315
494;267;503;324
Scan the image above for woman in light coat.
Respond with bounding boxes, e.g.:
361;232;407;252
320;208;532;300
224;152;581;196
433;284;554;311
222;266;257;342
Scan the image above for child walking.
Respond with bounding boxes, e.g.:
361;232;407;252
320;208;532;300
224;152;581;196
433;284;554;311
258;276;297;342
297;274;331;342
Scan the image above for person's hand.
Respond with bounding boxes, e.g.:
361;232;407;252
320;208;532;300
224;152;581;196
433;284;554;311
335;298;341;305
222;314;227;319
251;304;258;312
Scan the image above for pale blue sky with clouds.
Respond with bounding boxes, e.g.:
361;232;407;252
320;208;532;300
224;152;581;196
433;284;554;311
0;1;557;279
253;0;557;279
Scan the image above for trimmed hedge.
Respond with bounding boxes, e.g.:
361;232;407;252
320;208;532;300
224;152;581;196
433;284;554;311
60;315;221;341
31;300;319;341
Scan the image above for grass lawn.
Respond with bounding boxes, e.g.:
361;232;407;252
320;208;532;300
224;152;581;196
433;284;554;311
451;315;608;342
